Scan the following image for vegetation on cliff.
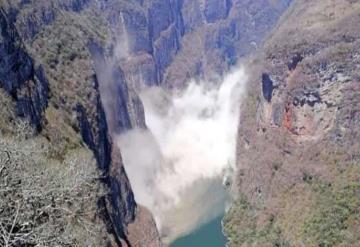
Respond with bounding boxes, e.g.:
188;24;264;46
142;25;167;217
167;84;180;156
225;0;360;246
0;116;107;246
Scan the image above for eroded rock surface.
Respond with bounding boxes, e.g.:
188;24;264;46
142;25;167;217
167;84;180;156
225;1;360;246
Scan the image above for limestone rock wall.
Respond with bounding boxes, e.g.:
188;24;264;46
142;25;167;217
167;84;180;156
225;1;360;246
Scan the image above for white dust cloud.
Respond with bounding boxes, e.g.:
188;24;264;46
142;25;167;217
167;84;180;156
117;67;248;243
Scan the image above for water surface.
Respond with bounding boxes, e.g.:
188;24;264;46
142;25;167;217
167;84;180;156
170;215;226;247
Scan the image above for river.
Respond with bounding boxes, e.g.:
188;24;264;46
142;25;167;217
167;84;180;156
170;215;226;247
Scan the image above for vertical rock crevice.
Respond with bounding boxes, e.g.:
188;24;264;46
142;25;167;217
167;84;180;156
0;8;49;130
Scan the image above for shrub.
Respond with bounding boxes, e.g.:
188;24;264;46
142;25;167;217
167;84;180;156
0;123;107;246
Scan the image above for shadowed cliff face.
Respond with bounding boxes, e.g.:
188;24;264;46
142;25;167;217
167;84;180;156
0;8;49;130
0;2;140;245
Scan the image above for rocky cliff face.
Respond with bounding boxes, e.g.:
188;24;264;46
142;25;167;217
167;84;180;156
225;0;360;246
0;8;49;130
163;0;293;88
0;1;156;246
92;0;292;90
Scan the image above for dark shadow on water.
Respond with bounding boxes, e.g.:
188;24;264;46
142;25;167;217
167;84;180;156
170;215;226;247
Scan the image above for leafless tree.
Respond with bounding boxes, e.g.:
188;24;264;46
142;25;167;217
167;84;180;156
0;122;107;246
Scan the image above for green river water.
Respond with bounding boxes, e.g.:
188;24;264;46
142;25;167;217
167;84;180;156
170;215;226;247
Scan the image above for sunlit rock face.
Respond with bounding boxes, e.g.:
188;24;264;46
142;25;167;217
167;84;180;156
225;1;360;246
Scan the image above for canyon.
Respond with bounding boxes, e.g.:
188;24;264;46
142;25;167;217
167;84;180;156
0;0;359;246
